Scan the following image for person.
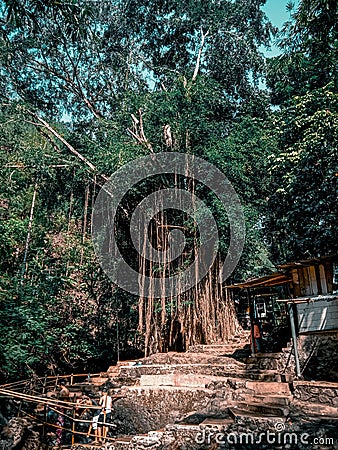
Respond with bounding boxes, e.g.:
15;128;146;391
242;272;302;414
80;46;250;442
55;384;70;446
75;394;92;418
59;384;70;400
253;320;263;353
98;388;112;443
75;395;93;443
91;408;102;444
85;396;101;444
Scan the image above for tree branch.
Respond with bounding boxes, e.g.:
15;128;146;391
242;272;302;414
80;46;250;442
192;27;210;82
127;109;153;152
26;109;108;182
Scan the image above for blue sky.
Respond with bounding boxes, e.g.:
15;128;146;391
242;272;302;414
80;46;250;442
262;0;300;56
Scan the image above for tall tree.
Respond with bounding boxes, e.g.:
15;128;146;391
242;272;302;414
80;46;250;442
266;84;338;262
265;0;338;262
267;0;338;105
0;0;276;370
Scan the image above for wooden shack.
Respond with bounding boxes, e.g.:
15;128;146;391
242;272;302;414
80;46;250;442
228;255;338;379
280;255;338;298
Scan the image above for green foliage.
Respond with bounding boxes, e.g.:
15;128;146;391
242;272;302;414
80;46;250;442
267;0;338;104
266;84;338;261
264;0;338;262
6;0;334;377
0;107;135;379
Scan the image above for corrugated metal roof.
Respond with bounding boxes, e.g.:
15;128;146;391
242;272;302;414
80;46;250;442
277;294;338;304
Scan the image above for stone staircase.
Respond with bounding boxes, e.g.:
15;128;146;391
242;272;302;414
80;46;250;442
67;332;338;449
229;380;291;422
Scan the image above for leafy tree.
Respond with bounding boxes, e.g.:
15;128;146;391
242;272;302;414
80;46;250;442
264;0;338;263
266;85;338;262
0;0;278;374
267;0;338;105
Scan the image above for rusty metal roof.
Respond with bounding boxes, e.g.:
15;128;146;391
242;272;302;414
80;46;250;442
227;272;291;289
278;255;338;270
227;255;337;290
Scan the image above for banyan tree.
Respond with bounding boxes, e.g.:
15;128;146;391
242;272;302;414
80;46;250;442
93;124;245;356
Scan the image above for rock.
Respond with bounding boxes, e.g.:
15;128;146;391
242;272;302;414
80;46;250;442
0;418;40;450
0;414;7;427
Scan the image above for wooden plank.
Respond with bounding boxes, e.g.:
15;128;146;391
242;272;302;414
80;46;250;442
319;264;327;294
326;262;333;293
302;267;311;295
314;265;322;295
309;265;318;295
298;268;306;296
291;270;300;297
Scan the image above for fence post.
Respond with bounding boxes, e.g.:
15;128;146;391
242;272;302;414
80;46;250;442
71;406;76;446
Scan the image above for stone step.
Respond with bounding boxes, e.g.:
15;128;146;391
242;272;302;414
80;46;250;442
292;400;338;419
245;381;291;395
187;340;250;354
245;394;293;406
90;377;109;386
244;370;283;382
139;373;228;388
118;363;245;379
228;407;287;422
235;402;289;417
245;352;282;360
117;360;140;366
115;436;134;443
278;373;294;383
244;354;284;371
136;369;286;386
199;417;234;430
67;384;87;392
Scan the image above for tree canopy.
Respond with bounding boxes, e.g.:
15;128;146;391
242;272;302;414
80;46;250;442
0;0;336;379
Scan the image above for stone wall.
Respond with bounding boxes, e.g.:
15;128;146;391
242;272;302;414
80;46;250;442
293;381;338;407
112;387;215;434
297;333;338;381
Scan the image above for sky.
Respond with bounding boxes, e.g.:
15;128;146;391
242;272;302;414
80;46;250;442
261;0;300;57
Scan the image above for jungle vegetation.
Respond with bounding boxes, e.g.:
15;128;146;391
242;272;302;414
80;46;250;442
0;0;337;380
